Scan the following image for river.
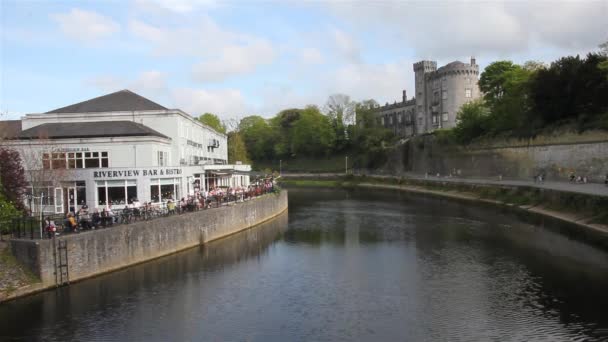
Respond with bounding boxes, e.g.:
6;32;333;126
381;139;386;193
1;187;607;341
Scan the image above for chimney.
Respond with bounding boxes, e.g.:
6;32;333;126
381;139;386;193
470;56;476;66
402;90;407;102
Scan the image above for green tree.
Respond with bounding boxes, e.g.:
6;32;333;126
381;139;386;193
227;131;250;164
290;106;336;157
0;186;20;228
479;61;521;106
239;115;274;160
197;113;226;134
453;100;491;143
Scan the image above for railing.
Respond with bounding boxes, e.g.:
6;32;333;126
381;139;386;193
10;186;280;240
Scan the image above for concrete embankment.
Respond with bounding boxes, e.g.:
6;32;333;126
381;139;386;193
281;175;608;249
4;191;288;302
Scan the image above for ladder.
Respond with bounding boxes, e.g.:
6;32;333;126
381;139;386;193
53;239;70;286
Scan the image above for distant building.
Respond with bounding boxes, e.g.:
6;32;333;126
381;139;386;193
374;57;481;137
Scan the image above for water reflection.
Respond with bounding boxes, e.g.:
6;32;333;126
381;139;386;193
1;187;607;341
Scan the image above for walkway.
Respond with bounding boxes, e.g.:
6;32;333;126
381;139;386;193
281;172;608;197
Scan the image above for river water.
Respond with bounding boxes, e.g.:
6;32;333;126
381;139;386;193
1;187;608;341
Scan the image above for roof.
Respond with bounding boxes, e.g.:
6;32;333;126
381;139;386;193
46;89;168;114
17;121;170;140
0;120;23;139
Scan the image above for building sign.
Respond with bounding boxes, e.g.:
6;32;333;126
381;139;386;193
93;168;182;178
54;147;90;152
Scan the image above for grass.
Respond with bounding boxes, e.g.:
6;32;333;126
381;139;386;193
254;154;350;173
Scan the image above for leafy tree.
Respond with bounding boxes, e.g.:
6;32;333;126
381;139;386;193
453;100;491;143
0;147;27;212
325;94;355;152
197;113;226;134
0;186;20;226
479;61;521;106
239;116;274;160
227;131;250;164
291;106;335;157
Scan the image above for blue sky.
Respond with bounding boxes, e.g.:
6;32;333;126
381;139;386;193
1;0;606;121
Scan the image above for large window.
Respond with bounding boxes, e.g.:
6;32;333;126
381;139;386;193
442;90;448;100
465;88;472;98
96;180;137;206
150;178;180;203
442;112;449;122
43;151;109;169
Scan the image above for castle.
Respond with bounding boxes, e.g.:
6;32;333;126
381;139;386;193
374;57;481;137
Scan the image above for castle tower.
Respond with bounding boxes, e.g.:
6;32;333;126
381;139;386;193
413;61;437;134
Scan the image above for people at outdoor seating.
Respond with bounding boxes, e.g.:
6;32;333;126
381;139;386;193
66;212;78;233
78;205;92;230
91;208;102;228
44;217;56;239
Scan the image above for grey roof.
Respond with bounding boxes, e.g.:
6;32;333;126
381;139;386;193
0;120;23;139
17;121;170;140
46;89;168;114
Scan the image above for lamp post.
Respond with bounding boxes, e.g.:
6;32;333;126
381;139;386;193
345;155;348;175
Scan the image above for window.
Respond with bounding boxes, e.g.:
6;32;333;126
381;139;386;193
389;116;393;124
433;91;439;102
398;114;403;123
442;112;449;122
150;178;181;203
157;151;168;166
465;88;472;98
44;151;108;169
432;115;438;124
381;117;385;125
418;117;423;125
96;180;137;206
442;90;448;100
76;181;87;206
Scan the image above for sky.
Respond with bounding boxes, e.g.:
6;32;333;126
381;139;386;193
1;0;606;122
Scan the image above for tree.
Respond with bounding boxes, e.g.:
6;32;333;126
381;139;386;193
290;106;336;157
239;115;274;161
197;113;226;134
453;100;491;143
227;131;250;164
479;61;521;106
0;147;27;212
325;94;355;152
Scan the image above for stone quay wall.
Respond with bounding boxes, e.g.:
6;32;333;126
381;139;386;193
10;191;288;290
381;136;608;182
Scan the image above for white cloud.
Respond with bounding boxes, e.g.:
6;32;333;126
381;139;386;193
134;0;218;13
86;71;168;99
192;40;276;82
300;47;324;64
52;9;120;43
171;88;248;119
129;16;277;82
331;28;360;62
326;1;607;59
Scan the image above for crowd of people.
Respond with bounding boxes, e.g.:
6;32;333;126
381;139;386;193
43;179;277;239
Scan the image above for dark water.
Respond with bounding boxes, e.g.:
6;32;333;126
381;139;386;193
1;187;608;341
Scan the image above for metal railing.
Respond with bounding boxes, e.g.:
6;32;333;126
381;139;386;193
10;186;280;240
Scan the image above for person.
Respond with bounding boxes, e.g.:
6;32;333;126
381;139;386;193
67;212;78;233
569;172;576;182
78;205;92;230
91;208;101;228
44;217;56;239
167;200;176;215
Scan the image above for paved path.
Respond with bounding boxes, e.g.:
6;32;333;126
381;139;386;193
281;172;608;197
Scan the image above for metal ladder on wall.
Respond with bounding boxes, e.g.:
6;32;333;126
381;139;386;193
53;239;70;286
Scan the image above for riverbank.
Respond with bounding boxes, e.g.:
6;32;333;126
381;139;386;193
2;191;288;303
280;176;608;248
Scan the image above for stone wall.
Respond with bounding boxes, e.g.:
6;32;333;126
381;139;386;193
10;191;288;288
380;136;608;182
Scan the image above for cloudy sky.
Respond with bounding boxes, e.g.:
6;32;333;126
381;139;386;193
1;0;606;121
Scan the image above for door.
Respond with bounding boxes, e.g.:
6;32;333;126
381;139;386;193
54;188;64;214
67;187;76;213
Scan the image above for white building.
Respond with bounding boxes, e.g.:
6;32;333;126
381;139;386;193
1;89;250;213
